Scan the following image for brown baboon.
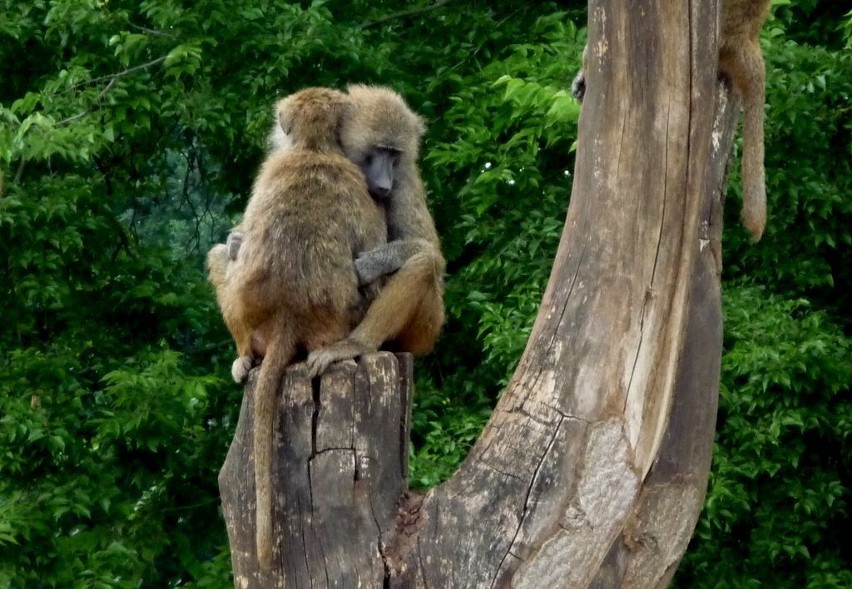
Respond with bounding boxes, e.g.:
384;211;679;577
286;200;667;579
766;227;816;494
719;0;771;241
571;0;771;241
223;85;446;378
305;84;446;375
208;88;386;568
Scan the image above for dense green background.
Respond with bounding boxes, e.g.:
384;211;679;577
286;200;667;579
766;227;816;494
1;1;850;587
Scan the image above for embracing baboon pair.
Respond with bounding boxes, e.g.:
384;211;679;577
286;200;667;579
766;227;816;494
206;85;444;568
572;0;771;242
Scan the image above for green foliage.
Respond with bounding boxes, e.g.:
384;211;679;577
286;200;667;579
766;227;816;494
0;344;234;588
0;0;849;586
422;10;584;402
409;379;492;490
677;286;851;588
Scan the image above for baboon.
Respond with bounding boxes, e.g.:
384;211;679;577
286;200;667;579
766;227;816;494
305;84;445;375
571;0;771;241
207;88;386;568
719;0;771;241
223;85;446;379
570;44;589;102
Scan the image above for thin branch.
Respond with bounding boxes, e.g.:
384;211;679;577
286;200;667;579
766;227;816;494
55;73;121;126
361;0;455;29
97;77;117;101
56;111;88;126
61;55;167;94
127;22;177;38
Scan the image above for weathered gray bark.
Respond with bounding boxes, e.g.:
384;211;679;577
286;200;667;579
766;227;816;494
219;353;413;587
219;0;739;586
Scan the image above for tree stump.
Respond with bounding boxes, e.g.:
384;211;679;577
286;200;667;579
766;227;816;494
219;0;742;585
219;353;413;587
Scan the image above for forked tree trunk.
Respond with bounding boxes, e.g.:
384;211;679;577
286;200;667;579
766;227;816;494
219;0;741;586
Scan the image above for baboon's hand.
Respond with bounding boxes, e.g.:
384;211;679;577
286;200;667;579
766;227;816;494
231;355;253;383
354;240;426;286
354;252;389;286
571;70;586;102
306;338;375;378
226;231;244;262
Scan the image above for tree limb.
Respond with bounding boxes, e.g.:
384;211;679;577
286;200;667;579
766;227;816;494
127;22;177;38
61;56;167;94
361;0;455;29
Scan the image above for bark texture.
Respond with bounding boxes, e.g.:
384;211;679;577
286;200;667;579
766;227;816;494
219;0;739;586
219;353;413;587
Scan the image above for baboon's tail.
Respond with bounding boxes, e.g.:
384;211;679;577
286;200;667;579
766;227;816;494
253;328;296;569
740;48;767;242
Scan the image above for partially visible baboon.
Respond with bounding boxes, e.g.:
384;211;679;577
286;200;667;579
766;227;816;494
570;44;589;102
224;85;446;378
719;0;771;241
208;88;386;568
571;0;770;241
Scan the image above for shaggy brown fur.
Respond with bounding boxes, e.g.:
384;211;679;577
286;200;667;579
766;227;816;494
305;85;446;375
207;87;386;568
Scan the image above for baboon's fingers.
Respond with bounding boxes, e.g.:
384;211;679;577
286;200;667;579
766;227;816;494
227;231;244;261
305;351;334;378
305;348;346;378
306;339;372;378
571;71;586;102
354;254;386;286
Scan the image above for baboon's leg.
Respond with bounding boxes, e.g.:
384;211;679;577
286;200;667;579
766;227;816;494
351;252;443;352
305;252;444;376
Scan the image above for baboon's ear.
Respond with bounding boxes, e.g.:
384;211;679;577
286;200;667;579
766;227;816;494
333;98;356;140
336;98;356;126
276;98;295;135
413;113;427;138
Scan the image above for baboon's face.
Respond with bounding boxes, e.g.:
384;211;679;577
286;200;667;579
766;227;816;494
359;147;401;202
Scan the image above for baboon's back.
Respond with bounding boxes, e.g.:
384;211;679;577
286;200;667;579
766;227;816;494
239;150;386;324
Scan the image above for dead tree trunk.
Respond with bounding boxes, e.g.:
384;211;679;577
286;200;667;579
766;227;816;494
219;354;413;587
219;0;741;586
